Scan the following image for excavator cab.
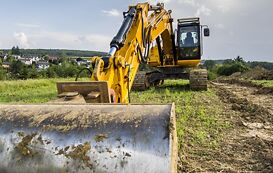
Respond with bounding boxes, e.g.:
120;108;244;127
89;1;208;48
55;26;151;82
177;18;209;61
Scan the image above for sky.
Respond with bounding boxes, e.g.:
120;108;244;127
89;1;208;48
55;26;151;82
0;0;272;62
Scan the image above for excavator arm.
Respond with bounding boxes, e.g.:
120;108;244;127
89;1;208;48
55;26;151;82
88;3;175;103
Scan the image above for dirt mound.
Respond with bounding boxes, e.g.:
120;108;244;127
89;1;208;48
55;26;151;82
240;67;268;80
216;67;273;81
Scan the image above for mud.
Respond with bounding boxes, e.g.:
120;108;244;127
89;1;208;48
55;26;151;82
57;142;92;170
94;133;108;142
15;133;37;157
209;82;273;172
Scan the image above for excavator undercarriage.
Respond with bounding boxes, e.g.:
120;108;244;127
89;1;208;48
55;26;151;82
132;68;208;91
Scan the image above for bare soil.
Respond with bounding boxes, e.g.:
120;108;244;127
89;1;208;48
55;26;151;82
205;82;273;172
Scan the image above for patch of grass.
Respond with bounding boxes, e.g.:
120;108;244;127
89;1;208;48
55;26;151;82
131;80;229;150
0;78;89;103
252;80;273;87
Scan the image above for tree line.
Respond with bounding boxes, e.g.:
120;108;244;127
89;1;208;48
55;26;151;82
0;58;91;80
1;48;107;57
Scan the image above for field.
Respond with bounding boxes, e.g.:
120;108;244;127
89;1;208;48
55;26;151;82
0;78;273;172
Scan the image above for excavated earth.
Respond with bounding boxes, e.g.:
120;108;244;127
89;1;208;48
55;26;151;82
204;81;273;172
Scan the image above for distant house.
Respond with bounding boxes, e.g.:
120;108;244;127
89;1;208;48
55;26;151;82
48;56;58;63
76;57;87;65
2;62;10;69
18;56;43;66
36;61;49;70
31;56;41;63
76;57;90;67
12;55;21;60
19;57;33;65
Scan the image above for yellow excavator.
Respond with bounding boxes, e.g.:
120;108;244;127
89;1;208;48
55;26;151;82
0;2;209;173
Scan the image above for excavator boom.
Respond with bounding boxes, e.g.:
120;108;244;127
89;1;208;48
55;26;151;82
84;2;176;104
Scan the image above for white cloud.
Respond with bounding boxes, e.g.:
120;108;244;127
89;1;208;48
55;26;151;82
17;23;40;28
102;9;120;17
195;5;211;16
13;32;30;48
176;0;211;16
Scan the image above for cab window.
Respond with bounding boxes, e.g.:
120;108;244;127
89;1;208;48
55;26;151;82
178;25;201;60
179;26;200;48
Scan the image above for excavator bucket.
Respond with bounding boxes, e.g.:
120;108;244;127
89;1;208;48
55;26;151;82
0;104;177;173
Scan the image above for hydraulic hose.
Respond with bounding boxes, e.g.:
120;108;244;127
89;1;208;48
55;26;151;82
75;68;93;81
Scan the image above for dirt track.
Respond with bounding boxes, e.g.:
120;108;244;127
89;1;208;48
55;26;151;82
208;82;273;172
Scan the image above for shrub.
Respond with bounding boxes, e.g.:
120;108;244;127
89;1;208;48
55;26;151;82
208;70;217;80
217;57;250;76
217;63;249;76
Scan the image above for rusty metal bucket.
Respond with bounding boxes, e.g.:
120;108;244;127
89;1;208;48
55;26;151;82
0;104;177;173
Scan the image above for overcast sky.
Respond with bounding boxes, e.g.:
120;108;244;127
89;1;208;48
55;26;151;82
0;0;272;61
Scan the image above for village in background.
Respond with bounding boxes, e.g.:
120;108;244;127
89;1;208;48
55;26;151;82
0;46;106;80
